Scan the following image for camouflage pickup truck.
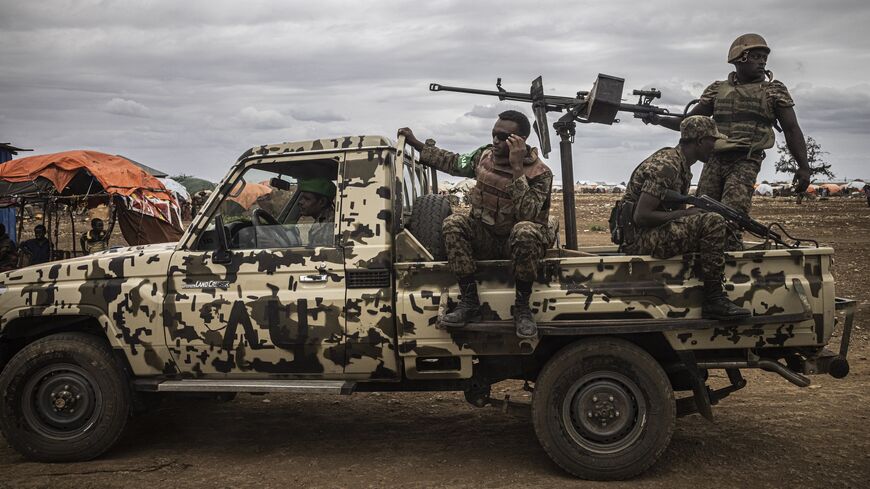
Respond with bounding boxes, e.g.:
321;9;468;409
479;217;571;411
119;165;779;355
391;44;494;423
0;135;856;480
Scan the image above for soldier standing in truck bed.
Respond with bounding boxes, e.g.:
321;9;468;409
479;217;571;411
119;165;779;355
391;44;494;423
398;110;554;339
616;116;750;319
645;33;811;250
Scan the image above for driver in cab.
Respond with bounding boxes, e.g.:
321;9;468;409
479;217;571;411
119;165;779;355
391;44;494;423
297;178;336;247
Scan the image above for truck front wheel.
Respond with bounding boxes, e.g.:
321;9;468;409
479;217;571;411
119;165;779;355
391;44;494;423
0;332;130;462
531;337;675;480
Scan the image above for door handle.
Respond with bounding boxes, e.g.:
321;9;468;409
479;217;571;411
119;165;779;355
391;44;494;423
300;274;328;283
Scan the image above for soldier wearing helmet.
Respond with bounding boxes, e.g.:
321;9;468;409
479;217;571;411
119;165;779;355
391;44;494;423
645;34;810;250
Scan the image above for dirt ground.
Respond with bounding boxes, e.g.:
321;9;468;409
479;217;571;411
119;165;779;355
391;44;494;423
2;195;869;488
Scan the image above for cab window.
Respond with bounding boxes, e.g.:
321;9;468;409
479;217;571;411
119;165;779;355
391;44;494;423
196;159;339;250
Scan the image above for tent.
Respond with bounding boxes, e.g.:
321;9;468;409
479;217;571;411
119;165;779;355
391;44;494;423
159;177;191;203
845;180;866;190
0;150;183;247
173;175;215;194
754;183;774;196
818;183;842;196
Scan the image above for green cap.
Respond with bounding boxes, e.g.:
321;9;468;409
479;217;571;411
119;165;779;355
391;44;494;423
298;178;336;199
680;115;725;141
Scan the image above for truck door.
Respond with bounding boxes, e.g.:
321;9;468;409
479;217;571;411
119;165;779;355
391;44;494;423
164;155;347;377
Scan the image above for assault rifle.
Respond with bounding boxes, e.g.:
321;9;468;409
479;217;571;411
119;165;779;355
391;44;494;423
662;190;818;249
429;74;682;250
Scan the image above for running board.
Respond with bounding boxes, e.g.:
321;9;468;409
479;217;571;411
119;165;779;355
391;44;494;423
139;379;356;395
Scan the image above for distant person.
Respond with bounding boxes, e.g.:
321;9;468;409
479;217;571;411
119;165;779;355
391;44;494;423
0;224;18;272
20;224;52;266
81;218;109;254
643;34;810;249
297;179;336;247
863;183;870;208
191;190;212;217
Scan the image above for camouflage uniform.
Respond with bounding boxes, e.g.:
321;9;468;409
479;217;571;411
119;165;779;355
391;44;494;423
420;141;553;282
621;146;728;281
696;73;795;247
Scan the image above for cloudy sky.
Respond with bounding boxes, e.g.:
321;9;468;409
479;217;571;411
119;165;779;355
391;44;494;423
2;0;868;185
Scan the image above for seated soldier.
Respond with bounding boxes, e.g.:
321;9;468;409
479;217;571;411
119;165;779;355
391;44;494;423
81;218;109;254
398;110;554;339
297;178;336;247
20;224;51;266
617;115;750;319
0;224;18;272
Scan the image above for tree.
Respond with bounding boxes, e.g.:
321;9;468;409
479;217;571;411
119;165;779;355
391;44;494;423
775;136;834;182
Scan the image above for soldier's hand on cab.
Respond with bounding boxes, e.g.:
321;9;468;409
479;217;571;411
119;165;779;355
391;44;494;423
397;128;424;151
793;167;811;193
507;135;527;176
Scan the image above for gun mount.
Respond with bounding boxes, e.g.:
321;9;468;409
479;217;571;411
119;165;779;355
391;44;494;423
430;74;678;249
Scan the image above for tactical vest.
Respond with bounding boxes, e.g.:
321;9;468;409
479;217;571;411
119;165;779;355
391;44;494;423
712;79;776;153
467;148;550;235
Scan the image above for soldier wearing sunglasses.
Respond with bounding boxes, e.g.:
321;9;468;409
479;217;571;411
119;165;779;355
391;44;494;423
645;33;810;250
398;110;554;339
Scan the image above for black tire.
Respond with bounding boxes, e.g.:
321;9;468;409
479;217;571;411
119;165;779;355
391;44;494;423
408;194;452;260
0;333;131;462
531;337;675;480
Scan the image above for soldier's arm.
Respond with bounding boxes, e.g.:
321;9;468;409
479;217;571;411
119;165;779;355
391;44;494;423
632;163;700;227
634;192;702;228
655;102;713;131
776;105;810;190
397;127;479;178
507;171;553;222
648;81;718;131
419;142;481;178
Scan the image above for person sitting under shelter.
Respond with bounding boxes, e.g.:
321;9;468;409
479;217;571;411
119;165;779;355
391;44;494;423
20;224;51;266
0;224;18;272
81;218;109;254
296;178;336;247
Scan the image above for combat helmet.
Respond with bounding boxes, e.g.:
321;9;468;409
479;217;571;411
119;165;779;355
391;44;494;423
727;33;770;63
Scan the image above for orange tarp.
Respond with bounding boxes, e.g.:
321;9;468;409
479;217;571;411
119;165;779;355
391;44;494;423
227;181;272;210
0;150;172;201
819;183;842;195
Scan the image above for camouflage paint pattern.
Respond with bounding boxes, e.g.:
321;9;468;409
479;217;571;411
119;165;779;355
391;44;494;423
0;135;838;385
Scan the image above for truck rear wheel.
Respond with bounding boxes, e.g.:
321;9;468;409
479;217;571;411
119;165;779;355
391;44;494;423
0;333;130;462
531;337;675;480
408;194;452;260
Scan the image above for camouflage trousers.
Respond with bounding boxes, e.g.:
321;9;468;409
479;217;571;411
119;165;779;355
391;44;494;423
623;212;727;281
442;214;549;282
697;150;764;250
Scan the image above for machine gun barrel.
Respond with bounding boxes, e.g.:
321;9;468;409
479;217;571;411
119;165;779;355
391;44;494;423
429;83;532;102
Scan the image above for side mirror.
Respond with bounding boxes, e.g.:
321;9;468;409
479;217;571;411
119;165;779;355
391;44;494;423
212;214;232;264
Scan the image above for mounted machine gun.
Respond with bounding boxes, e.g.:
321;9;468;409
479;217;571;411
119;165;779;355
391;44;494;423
429;75;688;249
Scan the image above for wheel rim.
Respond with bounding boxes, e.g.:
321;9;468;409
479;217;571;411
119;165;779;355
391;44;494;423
21;363;103;440
561;371;647;455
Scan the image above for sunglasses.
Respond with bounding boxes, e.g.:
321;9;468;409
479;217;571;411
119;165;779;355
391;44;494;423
493;131;513;141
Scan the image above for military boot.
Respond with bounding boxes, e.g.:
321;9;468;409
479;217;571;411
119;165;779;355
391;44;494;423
702;279;751;320
441;276;481;328
514;280;538;339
